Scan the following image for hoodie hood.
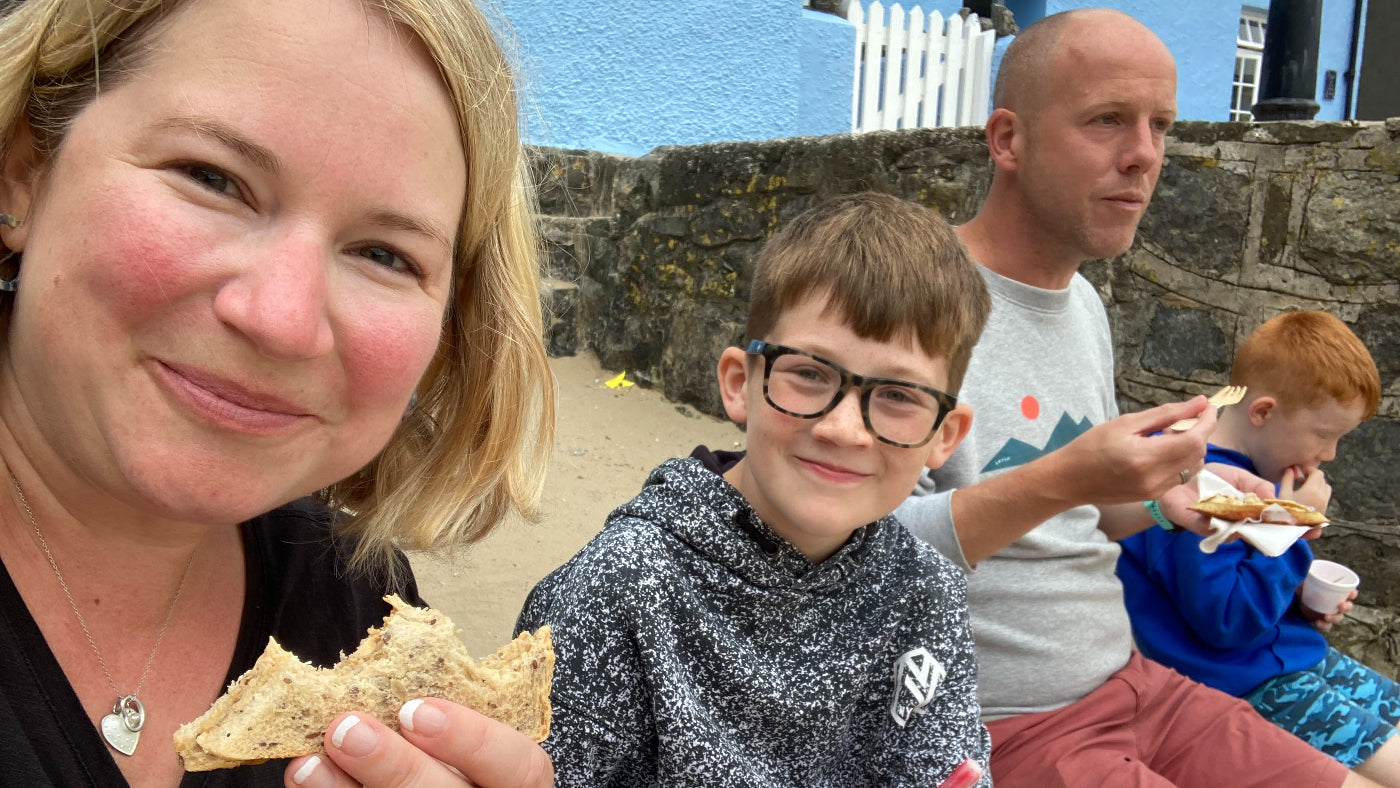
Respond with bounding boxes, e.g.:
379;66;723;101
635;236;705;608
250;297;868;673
607;448;885;595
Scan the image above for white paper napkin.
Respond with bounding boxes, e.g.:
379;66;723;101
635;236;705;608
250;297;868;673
1194;469;1318;557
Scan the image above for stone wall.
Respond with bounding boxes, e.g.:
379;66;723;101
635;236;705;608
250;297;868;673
531;120;1400;672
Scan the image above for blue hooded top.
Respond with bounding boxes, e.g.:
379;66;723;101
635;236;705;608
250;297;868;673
1117;444;1327;697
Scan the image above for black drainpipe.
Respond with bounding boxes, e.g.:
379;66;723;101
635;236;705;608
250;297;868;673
1343;0;1364;119
1252;0;1324;121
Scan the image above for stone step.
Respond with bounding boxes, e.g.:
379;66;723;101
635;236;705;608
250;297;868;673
539;277;580;358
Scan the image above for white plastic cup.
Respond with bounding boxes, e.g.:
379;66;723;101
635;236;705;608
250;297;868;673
1301;559;1360;616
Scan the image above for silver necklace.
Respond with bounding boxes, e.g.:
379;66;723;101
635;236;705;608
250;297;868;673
10;474;195;757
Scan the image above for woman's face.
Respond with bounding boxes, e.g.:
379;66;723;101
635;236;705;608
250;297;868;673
0;0;466;523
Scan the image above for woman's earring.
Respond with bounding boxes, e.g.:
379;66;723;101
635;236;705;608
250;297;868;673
0;258;16;293
0;213;23;291
0;214;22;291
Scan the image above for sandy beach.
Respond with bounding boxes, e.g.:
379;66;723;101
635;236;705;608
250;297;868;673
409;353;743;657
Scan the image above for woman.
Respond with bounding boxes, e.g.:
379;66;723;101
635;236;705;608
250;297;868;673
0;0;555;785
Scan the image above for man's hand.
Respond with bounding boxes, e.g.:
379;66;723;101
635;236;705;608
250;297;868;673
951;396;1218;563
1156;462;1276;538
1047;396;1216;507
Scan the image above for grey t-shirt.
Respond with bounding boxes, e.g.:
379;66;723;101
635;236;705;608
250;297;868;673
896;265;1130;719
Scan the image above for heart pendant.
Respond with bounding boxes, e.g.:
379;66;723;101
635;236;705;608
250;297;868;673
101;711;140;756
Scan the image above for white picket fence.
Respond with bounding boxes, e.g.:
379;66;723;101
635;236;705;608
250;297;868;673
846;3;996;132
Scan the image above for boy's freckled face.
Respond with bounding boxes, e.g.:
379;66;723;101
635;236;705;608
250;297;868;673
1249;397;1367;482
719;296;967;562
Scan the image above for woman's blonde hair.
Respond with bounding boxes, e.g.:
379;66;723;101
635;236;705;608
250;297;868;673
0;0;556;580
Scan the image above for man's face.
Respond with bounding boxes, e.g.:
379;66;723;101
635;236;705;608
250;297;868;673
1012;20;1177;262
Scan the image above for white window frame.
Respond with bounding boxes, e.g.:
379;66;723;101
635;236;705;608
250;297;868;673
1232;7;1268;121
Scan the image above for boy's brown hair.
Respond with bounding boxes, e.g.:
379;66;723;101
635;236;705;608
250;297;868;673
744;192;990;392
1231;310;1381;419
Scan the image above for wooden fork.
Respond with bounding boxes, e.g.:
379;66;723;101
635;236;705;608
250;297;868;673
1167;385;1247;432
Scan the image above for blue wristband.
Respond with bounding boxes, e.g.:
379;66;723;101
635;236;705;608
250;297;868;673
1144;499;1177;531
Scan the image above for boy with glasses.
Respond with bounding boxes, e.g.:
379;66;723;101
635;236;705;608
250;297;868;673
517;192;993;786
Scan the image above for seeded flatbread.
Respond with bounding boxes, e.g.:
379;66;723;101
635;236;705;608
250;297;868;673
174;595;553;771
1189;492;1328;526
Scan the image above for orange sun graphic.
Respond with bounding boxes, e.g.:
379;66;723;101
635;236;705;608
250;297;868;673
1021;395;1040;420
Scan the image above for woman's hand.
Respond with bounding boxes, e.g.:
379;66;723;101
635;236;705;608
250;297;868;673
284;699;553;787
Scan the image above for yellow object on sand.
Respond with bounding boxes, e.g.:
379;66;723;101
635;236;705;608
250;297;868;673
604;371;635;389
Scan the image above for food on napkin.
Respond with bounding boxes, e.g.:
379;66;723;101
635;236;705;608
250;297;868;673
1192;470;1324;557
174;595;554;771
1190;492;1328;526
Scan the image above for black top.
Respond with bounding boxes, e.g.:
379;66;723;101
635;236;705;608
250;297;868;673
0;498;422;787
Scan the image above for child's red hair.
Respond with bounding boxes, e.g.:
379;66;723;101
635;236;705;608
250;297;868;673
1231;311;1381;419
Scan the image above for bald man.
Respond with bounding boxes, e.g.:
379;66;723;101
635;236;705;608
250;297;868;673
897;10;1378;787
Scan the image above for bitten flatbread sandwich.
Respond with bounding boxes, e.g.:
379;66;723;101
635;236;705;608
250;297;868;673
174;595;553;771
1189;492;1328;527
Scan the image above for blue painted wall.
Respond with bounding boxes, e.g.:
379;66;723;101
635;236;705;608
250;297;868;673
854;0;1233;119
498;1;852;155
857;0;1364;121
800;10;858;138
498;1;1365;156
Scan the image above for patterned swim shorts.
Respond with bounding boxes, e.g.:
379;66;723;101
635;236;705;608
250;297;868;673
1245;646;1400;768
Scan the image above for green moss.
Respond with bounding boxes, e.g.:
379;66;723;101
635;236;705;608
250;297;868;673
1364;146;1400;175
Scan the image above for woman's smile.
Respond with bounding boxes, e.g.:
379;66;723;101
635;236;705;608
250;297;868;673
152;360;314;436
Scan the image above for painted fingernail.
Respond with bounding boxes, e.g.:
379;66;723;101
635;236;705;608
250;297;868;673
331;714;378;757
400;698;446;736
292;755;322;786
399;698;423;731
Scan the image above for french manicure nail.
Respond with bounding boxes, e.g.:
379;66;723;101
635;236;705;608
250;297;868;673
400;698;446;735
292;755;321;786
331;714;378;757
331;715;359;748
399;698;423;731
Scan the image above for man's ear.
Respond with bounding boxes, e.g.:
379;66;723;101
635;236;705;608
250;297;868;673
923;402;973;470
716;346;752;425
985;108;1021;172
0;120;42;254
1247;395;1276;427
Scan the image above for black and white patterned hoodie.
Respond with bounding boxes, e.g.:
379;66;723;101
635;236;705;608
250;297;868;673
517;447;990;787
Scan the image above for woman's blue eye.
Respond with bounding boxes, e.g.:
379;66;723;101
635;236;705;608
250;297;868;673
186;165;236;195
357;245;414;274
